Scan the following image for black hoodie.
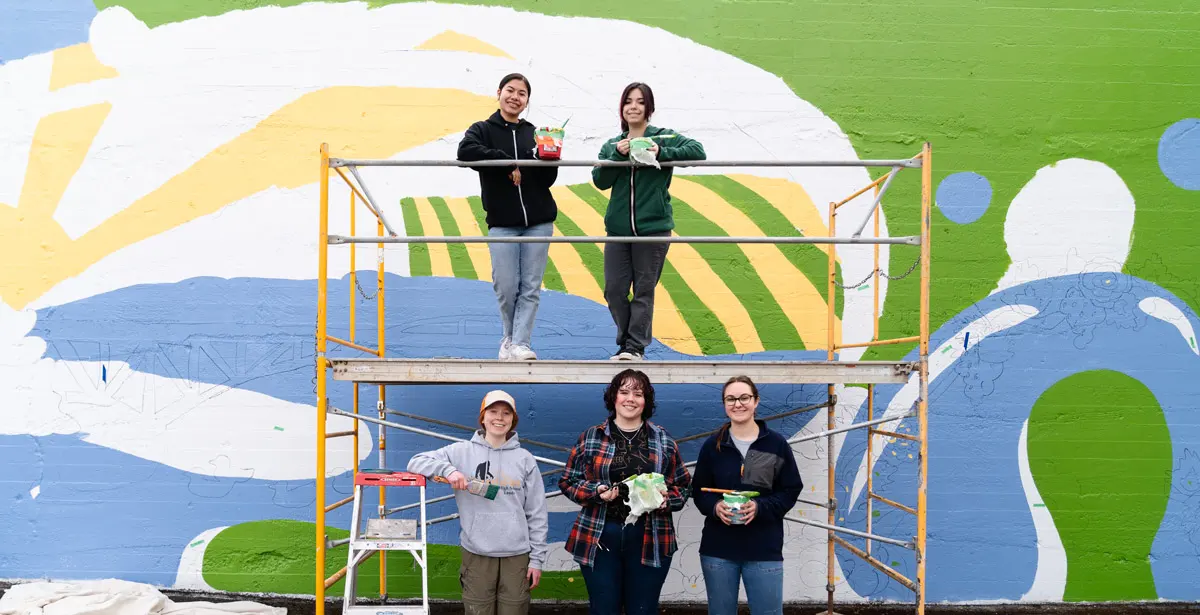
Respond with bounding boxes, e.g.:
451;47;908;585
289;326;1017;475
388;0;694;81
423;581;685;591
457;110;558;229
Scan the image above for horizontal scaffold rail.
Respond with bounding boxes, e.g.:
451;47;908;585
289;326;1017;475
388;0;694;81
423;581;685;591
328;158;923;169
328;234;920;246
329;358;917;385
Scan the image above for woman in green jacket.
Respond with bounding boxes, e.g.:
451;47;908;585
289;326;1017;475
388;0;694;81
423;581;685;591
592;82;706;361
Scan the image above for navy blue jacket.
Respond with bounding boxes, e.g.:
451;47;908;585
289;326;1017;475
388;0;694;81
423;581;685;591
690;421;803;561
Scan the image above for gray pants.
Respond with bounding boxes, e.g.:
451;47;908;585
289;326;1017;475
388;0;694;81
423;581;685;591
460;550;530;615
603;233;670;354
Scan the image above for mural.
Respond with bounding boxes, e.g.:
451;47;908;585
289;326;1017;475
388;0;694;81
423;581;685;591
2;0;1199;606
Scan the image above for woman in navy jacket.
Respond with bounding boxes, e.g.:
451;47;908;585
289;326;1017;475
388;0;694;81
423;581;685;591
690;375;804;615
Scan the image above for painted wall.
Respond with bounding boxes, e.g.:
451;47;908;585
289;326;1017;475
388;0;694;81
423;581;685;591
2;0;1199;605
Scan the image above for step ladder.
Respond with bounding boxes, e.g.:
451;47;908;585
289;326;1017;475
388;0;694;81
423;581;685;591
343;469;429;615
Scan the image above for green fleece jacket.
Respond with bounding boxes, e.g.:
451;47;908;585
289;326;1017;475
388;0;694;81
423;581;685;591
591;126;706;236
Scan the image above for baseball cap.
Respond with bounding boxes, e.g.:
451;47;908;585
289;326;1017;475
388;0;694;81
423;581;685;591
479;390;518;429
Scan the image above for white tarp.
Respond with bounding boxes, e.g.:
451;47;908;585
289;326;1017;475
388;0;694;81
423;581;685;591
0;580;285;615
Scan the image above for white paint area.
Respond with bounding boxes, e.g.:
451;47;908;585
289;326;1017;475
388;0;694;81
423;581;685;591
1016;419;1066;602
847;305;1039;511
994;159;1135;294
1139;297;1199;356
29;485;41;499
0;1;888;352
29;183;411;310
0;303;370;480
175;526;228;591
0;51;52;208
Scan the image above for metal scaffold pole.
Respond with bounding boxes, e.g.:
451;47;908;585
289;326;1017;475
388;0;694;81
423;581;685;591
312;145;931;615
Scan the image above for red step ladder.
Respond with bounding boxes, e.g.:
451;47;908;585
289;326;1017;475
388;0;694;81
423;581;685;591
342;470;429;615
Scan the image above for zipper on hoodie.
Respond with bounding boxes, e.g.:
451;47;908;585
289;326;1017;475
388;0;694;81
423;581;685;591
512;129;529;227
629;167;637;236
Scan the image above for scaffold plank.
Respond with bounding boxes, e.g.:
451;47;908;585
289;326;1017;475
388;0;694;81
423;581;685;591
329;358;915;385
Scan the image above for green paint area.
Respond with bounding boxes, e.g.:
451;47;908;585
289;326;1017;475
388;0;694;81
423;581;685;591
203;520;589;600
550;206;605;289
1027;370;1172;601
684;174;843;317
671;196;803;351
569;183;735;356
399;198;429;277
427;197;477;281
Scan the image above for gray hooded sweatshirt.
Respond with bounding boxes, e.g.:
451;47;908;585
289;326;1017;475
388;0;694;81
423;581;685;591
406;431;549;568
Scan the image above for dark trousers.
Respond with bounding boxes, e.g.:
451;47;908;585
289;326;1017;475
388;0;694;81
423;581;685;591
603;233;670;354
579;518;672;615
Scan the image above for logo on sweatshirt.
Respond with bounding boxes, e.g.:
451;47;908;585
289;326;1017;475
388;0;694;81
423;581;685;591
474;461;494;481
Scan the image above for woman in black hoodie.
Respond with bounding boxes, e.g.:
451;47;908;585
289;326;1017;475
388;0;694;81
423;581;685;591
457;73;559;361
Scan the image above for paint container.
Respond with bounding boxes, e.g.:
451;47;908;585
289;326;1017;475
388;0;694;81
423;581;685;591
535;126;565;160
723;493;750;525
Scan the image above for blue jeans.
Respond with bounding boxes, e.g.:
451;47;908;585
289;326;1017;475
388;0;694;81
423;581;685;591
579;519;671;615
700;555;783;615
487;223;553;348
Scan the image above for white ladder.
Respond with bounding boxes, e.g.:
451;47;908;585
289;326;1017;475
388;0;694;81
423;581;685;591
342;469;429;615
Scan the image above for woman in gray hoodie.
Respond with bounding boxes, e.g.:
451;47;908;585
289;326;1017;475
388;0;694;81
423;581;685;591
406;390;550;615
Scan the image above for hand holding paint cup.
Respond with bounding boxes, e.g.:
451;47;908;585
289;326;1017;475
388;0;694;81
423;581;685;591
722;492;750;525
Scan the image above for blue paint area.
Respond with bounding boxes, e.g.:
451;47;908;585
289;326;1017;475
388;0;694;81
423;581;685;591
935;172;992;224
1159;118;1200;190
21;274;827;582
832;273;1200;601
0;0;96;64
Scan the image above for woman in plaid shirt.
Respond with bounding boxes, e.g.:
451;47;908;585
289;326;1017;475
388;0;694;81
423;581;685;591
559;368;692;615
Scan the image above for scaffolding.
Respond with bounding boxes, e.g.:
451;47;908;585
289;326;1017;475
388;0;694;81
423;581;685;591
313;142;932;615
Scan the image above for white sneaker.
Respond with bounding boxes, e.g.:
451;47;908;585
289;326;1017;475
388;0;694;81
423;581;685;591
508;344;537;361
611;350;642;361
498;337;512;360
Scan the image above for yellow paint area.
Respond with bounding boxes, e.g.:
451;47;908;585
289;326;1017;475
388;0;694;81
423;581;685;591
547;225;604;303
415;31;513;59
551;187;700;356
17;103;112;219
671;178;842;349
0;86;494;309
728;174;840;260
412;197;454;278
665;235;764;354
49;43;118;91
444;197;491;281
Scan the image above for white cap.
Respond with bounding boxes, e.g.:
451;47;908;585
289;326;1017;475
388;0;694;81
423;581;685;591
480;389;516;412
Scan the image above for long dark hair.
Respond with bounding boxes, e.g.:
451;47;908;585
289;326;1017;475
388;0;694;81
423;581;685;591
716;375;759;452
618;82;655;132
604;368;656;421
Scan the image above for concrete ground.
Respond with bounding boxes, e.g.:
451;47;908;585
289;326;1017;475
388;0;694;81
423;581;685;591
4;584;1199;615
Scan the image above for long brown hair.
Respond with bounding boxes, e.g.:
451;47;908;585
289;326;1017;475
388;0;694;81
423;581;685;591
715;375;759;452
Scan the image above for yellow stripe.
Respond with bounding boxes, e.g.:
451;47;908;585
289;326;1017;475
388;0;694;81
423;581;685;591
49;43;118;91
671;178;842;349
667;236;764;353
551;187;701;356
547;224;605;302
444;197;491;281
412;197;454;278
18;104;112;219
727;174;840;260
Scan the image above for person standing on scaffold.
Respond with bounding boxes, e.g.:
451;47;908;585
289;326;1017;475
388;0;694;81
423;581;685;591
690;375;804;615
592;81;706;361
458;73;559;361
407;390;549;615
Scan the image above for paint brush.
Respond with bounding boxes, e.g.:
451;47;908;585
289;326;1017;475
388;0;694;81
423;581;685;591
434;475;500;500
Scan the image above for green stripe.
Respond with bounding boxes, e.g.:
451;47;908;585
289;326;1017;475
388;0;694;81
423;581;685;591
670;196;805;351
427;197;477;280
551;209;604;288
684;175;843;317
399;198;430;277
467;196;565;292
569;184;734;355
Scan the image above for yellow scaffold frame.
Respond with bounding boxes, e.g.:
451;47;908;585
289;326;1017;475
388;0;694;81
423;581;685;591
313;142;933;615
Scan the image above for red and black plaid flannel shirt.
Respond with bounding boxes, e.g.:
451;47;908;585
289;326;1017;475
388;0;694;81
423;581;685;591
559;420;692;568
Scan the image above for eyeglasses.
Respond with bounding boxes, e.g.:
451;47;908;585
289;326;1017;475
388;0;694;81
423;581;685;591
723;394;755;406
